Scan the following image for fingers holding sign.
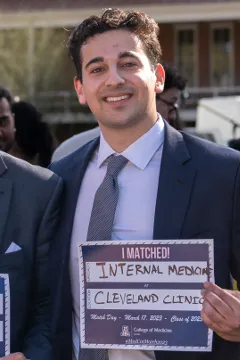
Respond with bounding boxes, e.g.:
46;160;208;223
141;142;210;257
0;353;26;360
201;282;240;341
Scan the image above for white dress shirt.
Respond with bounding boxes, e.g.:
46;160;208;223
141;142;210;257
70;115;165;360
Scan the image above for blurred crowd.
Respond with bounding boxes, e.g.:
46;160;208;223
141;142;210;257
1;65;240;170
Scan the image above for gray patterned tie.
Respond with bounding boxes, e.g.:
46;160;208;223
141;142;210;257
87;154;128;242
78;155;128;360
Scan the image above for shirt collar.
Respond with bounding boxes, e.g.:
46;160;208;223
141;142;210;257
97;114;165;170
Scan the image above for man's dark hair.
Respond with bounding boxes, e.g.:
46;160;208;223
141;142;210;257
0;86;14;107
162;64;187;93
228;138;240;152
67;8;162;82
12;101;55;167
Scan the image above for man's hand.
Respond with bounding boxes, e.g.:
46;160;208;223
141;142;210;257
201;282;240;341
0;353;26;360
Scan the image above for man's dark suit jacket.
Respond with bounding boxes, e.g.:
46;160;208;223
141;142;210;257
50;122;240;360
0;151;63;359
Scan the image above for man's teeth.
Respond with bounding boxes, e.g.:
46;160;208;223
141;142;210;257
106;95;129;102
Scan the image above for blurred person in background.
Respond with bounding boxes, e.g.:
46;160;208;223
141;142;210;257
228;138;240;151
9;101;55;167
52;64;186;162
0;87;15;152
156;64;187;130
0;94;63;360
0;149;63;360
52;125;99;162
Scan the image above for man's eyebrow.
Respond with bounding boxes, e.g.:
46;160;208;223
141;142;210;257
119;51;139;60
85;52;139;69
85;57;104;70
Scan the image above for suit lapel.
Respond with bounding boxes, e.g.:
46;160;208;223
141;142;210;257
153;123;196;240
58;138;100;258
0;154;12;253
50;141;99;336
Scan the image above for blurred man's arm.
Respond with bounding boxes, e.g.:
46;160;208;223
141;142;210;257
22;176;63;360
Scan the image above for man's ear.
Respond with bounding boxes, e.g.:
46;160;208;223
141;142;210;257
155;64;165;95
74;76;87;105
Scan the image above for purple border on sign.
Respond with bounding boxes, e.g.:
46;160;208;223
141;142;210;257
79;240;214;352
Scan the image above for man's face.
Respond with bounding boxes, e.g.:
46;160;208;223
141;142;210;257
0;97;15;152
156;87;180;123
74;29;164;131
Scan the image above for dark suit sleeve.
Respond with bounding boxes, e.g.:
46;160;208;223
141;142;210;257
22;175;63;360
230;161;240;289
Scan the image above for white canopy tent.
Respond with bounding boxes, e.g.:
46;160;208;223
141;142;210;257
196;96;240;146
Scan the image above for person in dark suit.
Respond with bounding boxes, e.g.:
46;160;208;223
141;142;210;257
49;8;240;360
0;151;62;360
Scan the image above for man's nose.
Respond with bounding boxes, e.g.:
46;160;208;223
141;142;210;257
105;67;125;87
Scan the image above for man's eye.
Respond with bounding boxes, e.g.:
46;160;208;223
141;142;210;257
122;62;137;68
90;67;104;74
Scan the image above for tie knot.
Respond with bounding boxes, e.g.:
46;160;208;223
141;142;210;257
106;155;128;178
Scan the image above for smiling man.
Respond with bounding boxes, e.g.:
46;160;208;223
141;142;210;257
50;8;240;360
72;30;164;147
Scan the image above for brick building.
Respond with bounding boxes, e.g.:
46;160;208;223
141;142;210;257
0;0;239;138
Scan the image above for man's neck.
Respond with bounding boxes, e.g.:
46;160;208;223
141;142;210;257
99;116;158;153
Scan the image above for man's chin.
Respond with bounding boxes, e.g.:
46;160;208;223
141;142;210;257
101;114;140;129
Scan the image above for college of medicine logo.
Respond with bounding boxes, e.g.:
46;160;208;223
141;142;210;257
120;325;130;337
